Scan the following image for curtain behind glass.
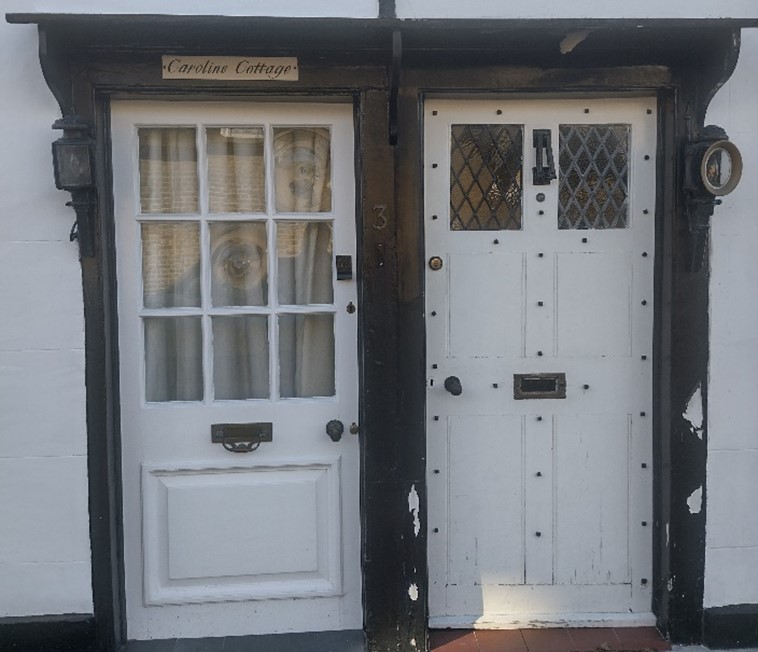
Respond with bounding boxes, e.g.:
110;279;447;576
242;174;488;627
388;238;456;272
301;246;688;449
144;317;203;402
139;128;198;214
273;127;332;213
277;222;333;305
273;127;336;397
207;127;265;213
137;123;337;403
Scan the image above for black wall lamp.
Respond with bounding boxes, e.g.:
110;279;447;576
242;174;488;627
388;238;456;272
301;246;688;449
684;125;743;271
52;114;96;258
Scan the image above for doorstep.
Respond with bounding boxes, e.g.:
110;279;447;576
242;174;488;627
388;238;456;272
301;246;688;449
430;627;671;652
124;629;366;651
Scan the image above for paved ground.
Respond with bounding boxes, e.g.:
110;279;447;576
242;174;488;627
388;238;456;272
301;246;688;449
673;648;758;652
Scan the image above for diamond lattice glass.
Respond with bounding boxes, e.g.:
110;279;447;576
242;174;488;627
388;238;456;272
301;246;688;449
450;124;523;231
558;124;630;230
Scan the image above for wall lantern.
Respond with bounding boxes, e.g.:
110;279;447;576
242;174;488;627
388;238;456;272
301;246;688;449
686;125;743;197
52;114;94;190
699;139;742;196
51;114;96;257
684;125;743;271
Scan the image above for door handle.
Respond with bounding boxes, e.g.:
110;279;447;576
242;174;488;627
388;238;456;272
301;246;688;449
533;129;557;185
326;419;344;442
444;376;463;396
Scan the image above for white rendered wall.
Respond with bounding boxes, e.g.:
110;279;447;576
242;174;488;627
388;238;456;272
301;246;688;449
397;0;756;20
6;0;378;18
397;0;758;18
705;28;758;609
0;19;92;617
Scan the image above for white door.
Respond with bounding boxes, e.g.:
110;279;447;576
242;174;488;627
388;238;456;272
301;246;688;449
112;101;361;640
425;98;656;628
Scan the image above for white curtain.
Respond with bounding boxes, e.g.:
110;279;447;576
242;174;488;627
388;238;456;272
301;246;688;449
139;126;335;402
207;127;265;213
139;128;198;214
277;223;335;398
274;127;335;398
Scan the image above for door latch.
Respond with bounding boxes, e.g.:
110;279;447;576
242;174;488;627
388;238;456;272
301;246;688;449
532;129;557;186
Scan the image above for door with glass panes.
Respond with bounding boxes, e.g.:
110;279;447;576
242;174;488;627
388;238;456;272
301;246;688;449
112;101;360;640
425;98;656;627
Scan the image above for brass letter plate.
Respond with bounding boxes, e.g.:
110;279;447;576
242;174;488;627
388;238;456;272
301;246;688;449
211;422;273;453
513;373;567;400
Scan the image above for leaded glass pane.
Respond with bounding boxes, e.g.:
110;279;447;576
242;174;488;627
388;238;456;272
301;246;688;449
558;124;630;230
450;124;523;231
206;127;266;213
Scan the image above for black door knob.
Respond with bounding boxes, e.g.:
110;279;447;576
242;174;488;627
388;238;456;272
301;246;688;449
444;376;463;396
326;420;344;442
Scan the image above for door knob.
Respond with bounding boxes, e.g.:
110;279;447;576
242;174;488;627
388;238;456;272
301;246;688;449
326;419;344;442
444;376;463;396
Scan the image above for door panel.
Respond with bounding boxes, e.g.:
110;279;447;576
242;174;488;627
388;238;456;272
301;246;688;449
448;253;523;359
426;97;656;628
112;101;360;640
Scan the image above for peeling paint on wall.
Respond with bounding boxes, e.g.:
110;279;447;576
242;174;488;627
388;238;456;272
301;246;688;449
408;484;421;536
683;384;704;439
408;583;419;601
687;485;703;514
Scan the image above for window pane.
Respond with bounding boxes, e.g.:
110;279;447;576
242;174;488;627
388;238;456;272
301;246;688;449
138;128;198;214
142;222;201;308
212;316;269;400
277;222;334;305
450;124;523;231
144;317;203;402
207;127;266;213
210;222;268;307
279;313;335;398
558;124;630;229
273;127;332;213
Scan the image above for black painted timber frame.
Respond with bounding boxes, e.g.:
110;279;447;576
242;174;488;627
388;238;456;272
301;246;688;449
3;13;753;652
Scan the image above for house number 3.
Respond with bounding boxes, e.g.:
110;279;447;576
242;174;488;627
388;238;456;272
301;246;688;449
372;204;388;230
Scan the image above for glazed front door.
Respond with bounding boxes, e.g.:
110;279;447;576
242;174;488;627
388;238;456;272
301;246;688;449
425;98;656;628
112;101;361;640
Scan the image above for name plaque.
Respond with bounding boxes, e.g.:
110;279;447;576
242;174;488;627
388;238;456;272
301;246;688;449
162;56;299;81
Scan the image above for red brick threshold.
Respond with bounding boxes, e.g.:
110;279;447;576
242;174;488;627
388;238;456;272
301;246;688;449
430;626;671;652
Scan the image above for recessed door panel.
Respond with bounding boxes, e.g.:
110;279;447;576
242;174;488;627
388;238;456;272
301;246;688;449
556;252;632;358
448;253;523;359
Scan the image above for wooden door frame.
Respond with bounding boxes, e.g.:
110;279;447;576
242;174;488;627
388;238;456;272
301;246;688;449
4;13;745;651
